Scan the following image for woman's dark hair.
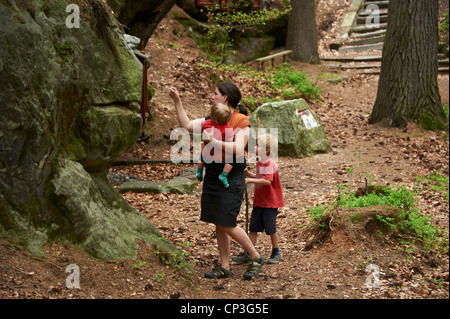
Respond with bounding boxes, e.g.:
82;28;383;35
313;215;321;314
217;82;247;116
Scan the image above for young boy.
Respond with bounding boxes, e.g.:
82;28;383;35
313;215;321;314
196;102;234;188
232;133;285;264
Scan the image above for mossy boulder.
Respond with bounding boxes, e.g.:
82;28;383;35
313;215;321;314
0;0;168;259
249;99;332;158
76;106;142;172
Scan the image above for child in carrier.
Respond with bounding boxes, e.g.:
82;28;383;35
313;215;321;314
196;102;235;188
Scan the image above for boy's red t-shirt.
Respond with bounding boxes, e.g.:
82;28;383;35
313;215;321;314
253;158;285;208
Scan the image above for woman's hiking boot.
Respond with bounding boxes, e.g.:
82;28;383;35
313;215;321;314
231;251;250;264
204;266;232;279
243;255;264;280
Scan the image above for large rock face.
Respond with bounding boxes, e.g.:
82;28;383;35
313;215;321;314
0;0;173;259
249;99;332;158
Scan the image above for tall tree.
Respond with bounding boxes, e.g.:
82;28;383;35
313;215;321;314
369;0;447;130
286;0;320;64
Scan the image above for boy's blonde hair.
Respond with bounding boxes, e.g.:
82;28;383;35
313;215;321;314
210;103;232;124
257;133;278;156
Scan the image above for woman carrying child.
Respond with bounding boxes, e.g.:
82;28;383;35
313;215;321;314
169;82;264;280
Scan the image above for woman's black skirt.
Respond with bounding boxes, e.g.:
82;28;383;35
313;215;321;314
200;157;246;227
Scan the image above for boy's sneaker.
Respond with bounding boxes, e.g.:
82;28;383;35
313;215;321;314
231;252;250;264
243;255;264;280
268;251;282;264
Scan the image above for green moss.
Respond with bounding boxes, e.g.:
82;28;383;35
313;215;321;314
53;42;74;64
417;113;447;131
351;212;365;224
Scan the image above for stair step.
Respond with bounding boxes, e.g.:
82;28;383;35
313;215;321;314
325;63;381;69
356;15;388;24
352;23;388;33
321;55;382;62
358;9;388;16
352;29;386;39
340;43;384;52
346;35;385;46
358;67;450;75
364;1;389;9
326;60;448;69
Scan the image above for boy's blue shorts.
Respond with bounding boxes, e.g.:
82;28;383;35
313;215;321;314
249;207;278;235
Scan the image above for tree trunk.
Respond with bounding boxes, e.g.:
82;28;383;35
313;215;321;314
369;0;446;130
286;0;320;64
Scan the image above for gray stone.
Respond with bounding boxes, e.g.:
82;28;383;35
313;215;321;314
162;176;196;194
249;99;332;158
123;34;141;50
119;168;198;194
119;180;163;194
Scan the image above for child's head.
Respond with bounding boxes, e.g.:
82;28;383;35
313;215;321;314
256;133;278;158
210;102;232;125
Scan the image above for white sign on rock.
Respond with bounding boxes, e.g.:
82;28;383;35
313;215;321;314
297;109;319;129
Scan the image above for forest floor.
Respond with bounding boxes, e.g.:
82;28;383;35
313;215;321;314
1;2;449;301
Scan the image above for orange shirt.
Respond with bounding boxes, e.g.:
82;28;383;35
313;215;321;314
229;111;251;130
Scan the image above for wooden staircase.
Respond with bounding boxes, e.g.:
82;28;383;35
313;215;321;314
322;0;449;75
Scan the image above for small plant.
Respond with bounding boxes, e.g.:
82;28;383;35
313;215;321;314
271;63;321;101
152;238;197;275
155;273;164;283
346;153;374;186
132;261;147;270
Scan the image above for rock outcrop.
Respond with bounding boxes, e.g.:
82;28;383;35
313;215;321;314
0;0;175;259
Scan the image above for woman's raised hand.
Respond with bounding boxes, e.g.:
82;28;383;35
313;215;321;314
168;87;181;103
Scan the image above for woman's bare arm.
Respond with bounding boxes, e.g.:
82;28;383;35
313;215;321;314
210;126;250;155
169;87;205;133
